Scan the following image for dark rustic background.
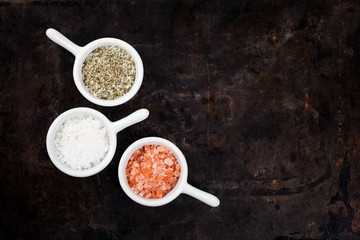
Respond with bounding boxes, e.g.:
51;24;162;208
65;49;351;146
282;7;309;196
1;0;360;239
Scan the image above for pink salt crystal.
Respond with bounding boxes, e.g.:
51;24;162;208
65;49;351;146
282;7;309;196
157;146;168;152
164;158;173;166
133;188;139;194
135;175;142;182
171;177;177;184
137;182;143;190
126;145;181;199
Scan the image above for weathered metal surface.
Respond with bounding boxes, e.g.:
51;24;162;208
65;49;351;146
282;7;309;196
0;0;359;239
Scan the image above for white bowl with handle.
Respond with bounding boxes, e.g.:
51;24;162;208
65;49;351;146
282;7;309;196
46;107;149;177
118;137;220;207
46;28;144;107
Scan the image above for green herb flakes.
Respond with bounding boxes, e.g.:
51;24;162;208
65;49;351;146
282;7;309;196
82;46;136;100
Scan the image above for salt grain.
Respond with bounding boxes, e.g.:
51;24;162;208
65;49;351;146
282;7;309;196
126;145;181;199
164;158;173;166
54;115;109;170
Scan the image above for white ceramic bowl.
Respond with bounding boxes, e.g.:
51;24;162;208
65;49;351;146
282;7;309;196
46;28;144;107
118;137;220;207
46;107;149;177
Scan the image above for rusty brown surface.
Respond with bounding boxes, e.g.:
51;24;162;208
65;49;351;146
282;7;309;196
0;0;360;239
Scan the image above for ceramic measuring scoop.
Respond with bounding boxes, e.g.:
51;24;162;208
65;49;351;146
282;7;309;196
118;137;220;207
46;28;144;107
46;108;149;177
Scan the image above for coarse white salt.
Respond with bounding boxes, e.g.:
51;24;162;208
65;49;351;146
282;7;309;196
54;115;109;170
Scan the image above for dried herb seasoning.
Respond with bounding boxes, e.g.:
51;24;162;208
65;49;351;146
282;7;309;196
82;46;136;100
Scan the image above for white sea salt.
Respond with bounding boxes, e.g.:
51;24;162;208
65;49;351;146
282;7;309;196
54;115;109;170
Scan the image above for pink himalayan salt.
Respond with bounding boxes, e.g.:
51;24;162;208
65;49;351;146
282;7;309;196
126;145;181;199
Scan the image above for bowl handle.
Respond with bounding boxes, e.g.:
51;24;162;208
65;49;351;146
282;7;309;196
182;183;220;207
46;28;82;56
111;109;149;133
